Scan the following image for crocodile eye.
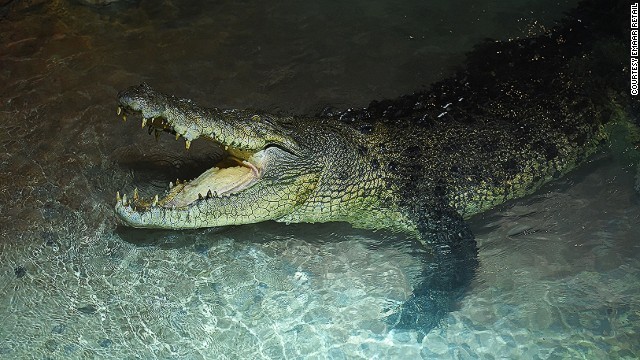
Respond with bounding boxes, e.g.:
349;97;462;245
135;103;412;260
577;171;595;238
263;143;297;156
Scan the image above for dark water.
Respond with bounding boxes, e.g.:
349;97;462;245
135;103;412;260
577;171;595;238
1;0;639;358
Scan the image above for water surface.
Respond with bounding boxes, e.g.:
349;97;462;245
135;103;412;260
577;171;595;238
1;0;639;358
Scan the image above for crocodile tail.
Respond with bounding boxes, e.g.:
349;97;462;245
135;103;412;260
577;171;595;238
386;206;478;338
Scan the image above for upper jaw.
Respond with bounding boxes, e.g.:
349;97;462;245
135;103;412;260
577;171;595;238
116;83;298;153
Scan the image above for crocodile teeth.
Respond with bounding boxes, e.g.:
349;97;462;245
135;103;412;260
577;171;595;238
153;194;159;206
116;191;121;202
133;188;139;201
117;107;122;115
185;140;191;150
122;114;127;122
122;193;128;205
142;118;148;128
198;193;204;200
175;133;180;140
207;189;212;198
169;181;174;189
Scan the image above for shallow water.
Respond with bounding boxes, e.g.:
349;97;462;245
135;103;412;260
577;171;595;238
1;0;639;358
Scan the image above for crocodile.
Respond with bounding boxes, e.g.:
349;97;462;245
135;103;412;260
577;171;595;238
113;0;636;334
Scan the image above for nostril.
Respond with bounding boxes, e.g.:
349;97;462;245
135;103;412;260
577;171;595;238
117;83;156;106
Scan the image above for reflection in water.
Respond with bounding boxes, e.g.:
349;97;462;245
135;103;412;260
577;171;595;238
1;0;639;358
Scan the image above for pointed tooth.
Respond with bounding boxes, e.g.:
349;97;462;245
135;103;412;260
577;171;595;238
142;118;148;128
207;189;212;198
122;193;128;205
198;193;203;200
133;188;139;201
175;133;180;140
224;145;228;151
117;107;122;115
169;181;173;189
122;115;127;122
153;194;159;206
116;191;121;202
185;140;191;150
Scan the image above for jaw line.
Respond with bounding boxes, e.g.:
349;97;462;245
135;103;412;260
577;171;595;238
114;168;318;229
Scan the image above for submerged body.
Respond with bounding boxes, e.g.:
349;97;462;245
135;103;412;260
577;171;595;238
114;0;635;333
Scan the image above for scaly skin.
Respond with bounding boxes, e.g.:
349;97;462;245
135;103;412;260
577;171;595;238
114;0;634;334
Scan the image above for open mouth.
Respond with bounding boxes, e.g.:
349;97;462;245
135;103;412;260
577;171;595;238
113;83;310;229
115;106;264;210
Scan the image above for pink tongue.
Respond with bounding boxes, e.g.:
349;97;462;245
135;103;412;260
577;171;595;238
165;165;256;207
